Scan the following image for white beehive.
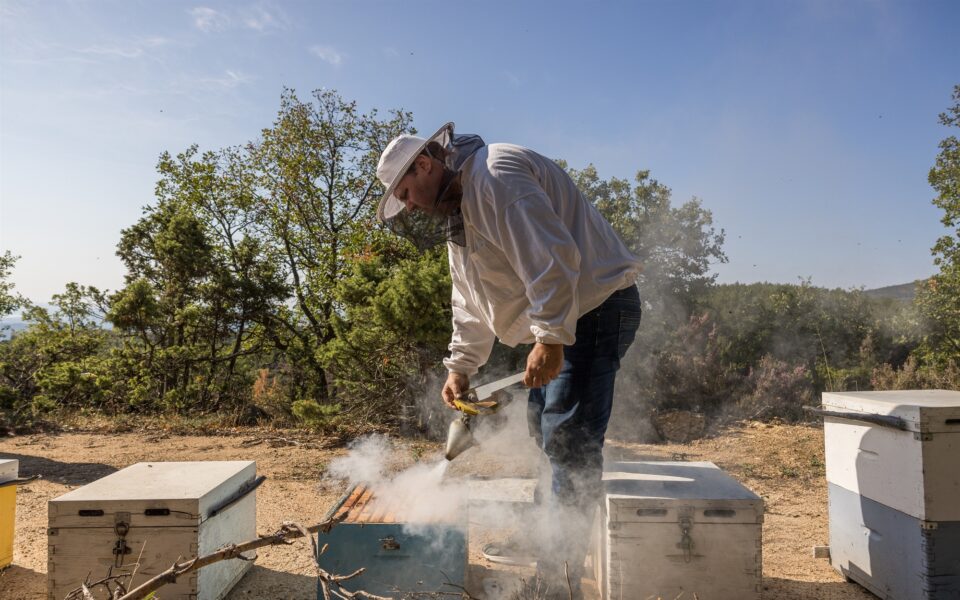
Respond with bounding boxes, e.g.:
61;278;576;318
821;390;960;599
48;461;258;600
822;390;960;521
594;461;763;600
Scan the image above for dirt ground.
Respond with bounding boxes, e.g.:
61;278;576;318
0;421;874;600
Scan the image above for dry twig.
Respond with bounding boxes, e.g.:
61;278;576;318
73;512;392;600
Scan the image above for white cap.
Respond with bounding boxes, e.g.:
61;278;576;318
376;122;453;221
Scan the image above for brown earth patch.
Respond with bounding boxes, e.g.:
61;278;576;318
0;422;873;599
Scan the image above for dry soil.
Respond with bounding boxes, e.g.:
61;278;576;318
0;422;874;600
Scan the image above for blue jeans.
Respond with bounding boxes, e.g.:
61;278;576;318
527;285;641;589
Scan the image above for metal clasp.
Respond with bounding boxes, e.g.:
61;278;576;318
113;519;132;566
380;536;401;551
678;517;694;563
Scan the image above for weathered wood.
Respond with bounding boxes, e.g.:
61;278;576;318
108;513;392;600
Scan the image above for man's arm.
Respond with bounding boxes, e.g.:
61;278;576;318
441;276;496;407
499;194;581;345
497;195;579;387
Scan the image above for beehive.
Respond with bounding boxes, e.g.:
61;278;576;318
822;390;960;599
594;461;763;600
317;483;468;598
1;458;19;569
48;461;258;600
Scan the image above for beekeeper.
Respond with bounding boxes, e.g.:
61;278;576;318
375;123;642;597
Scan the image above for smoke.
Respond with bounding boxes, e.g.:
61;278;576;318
325;434;395;484
406;369;450;440
326;396;602;598
325;434;470;533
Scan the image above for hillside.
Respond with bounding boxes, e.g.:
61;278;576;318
863;280;922;301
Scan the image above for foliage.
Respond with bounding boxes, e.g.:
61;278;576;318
0;285;113;427
648;313;735;413
738;355;814;422
918;84;960;362
0;251;22;319
698;281;919;389
620;281;922;426
291;399;342;430
872;356;960;390
566;164;726;339
5;88;958;433
98;89;416;417
248;89;414;405
108;146;288;413
567;164;732;426
320;247;452;424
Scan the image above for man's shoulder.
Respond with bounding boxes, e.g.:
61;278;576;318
485;142;537;160
466;143;542;175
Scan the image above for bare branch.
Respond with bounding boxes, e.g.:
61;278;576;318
110;512;391;600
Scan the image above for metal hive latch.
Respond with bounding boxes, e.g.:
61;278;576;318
113;516;133;567
678;517;694;563
380;536;401;551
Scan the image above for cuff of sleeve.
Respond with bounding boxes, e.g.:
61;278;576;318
530;325;575;346
443;356;479;377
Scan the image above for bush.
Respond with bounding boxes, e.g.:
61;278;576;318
738;355;814;422
291;399;342;430
871;356;960;390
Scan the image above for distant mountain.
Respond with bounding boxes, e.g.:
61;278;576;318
864;281;923;301
0;318;28;341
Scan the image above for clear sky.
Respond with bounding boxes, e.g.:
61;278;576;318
1;0;957;302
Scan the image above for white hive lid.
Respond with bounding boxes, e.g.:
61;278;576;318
0;458;18;483
821;390;960;433
51;461;255;516
602;461;760;502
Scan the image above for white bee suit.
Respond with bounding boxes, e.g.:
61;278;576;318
443;143;641;376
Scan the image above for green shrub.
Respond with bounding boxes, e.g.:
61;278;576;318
291;399;342;430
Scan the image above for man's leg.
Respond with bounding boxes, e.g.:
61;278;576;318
528;286;641;596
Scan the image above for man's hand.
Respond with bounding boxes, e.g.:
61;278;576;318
441;371;470;410
524;342;564;388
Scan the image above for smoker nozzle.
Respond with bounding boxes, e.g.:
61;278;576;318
444;414;476;461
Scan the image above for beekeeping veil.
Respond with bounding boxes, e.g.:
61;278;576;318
375;122;485;249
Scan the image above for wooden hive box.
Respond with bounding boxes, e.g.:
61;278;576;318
48;461;259;600
822;390;960;599
1;458;18;569
316;483;468;598
594;461;763;600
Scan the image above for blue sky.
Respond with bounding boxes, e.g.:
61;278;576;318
1;0;957;302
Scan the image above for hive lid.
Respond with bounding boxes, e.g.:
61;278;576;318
602;461;760;503
50;461;256;518
329;483;466;526
0;459;18;483
821;390;960;433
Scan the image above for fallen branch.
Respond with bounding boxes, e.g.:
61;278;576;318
63;569;133;600
108;512;390;600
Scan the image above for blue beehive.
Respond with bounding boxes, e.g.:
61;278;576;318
821;390;960;599
317;484;468;598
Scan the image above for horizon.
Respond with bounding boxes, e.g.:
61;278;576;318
1;1;957;302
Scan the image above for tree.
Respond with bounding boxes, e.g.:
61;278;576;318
0;251;22;319
0;284;112;425
109;146;288;412
918;84;960;362
248;89;414;404
565;164;727;357
566;165;727;301
318;247;452;424
564;164;728;427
